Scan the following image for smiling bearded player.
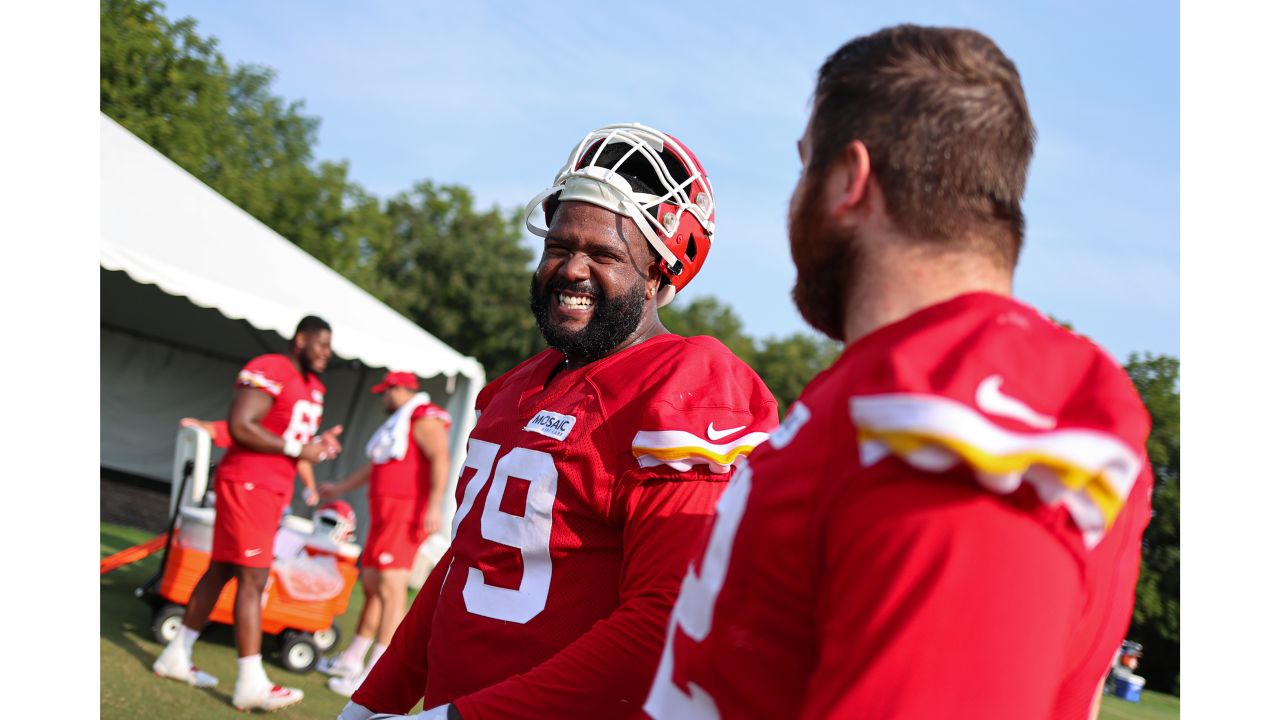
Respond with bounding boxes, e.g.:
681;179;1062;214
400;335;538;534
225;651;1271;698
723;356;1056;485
337;124;778;720
645;26;1155;720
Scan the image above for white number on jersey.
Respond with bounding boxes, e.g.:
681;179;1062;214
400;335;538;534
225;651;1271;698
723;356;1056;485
285;400;323;444
644;462;754;720
450;438;560;623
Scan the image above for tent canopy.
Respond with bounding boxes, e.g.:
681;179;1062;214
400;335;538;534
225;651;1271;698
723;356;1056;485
100;114;485;550
100;113;484;385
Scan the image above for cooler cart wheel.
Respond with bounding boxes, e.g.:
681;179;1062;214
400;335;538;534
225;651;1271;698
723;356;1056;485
313;623;340;653
151;603;186;645
279;631;319;673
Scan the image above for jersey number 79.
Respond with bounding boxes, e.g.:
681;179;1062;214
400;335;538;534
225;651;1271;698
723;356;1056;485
449;438;560;624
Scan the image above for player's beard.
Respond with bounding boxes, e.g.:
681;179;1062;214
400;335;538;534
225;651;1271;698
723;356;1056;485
788;173;859;342
529;276;647;363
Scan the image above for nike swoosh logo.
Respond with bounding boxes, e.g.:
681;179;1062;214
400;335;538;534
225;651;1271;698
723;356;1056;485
707;422;748;441
975;375;1056;430
244;548;263;557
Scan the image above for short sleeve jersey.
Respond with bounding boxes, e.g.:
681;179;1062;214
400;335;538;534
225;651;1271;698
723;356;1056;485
369;403;452;500
646;293;1154;720
216;354;326;494
360;334;778;711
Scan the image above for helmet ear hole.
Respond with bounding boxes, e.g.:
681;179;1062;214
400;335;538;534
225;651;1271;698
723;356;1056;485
685;236;699;263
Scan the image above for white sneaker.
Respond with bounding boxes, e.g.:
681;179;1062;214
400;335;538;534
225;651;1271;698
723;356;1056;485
153;643;219;688
232;683;304;712
326;673;365;698
317;654;363;678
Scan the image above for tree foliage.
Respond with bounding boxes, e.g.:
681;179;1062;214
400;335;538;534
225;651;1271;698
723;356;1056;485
101;0;539;375
375;182;543;376
661;295;841;413
1124;353;1181;694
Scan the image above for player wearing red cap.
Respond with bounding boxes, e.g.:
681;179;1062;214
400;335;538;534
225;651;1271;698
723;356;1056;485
154;315;344;712
337;125;778;720
317;371;452;696
645;26;1153;720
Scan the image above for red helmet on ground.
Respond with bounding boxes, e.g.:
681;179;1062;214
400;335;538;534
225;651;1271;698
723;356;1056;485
523;123;716;307
314;500;356;543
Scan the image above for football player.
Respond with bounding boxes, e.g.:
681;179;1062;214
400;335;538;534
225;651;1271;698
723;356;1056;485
179;417;320;506
337;125;778;720
317;371;452;696
645;26;1155;720
154;315;344;712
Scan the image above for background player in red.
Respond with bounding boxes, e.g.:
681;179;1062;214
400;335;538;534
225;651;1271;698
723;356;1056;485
153;315;344;712
646;26;1154;720
337;124;778;720
316;371;452;696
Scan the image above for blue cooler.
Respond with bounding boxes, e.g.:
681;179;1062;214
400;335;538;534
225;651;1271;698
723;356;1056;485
1111;673;1145;703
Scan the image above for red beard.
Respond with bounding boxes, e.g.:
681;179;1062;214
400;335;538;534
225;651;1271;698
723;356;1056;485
788;175;858;342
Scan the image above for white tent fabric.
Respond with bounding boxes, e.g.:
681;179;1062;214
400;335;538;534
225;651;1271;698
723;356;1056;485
100;114;486;551
101;114;484;384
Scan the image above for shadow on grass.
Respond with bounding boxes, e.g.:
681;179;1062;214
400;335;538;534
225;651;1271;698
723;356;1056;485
100;536;241;678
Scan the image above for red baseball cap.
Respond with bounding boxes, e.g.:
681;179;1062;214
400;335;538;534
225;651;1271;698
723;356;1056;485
371;371;419;393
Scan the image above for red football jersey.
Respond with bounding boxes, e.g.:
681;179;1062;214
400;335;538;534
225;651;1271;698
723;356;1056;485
646;293;1153;720
369;403;452;500
216;354;326;494
354;334;778;719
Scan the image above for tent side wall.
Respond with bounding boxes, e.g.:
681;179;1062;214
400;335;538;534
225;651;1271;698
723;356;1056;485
101;274;482;548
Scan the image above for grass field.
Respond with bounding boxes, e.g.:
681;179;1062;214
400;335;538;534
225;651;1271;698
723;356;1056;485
1100;689;1180;720
102;522;1178;718
101;522;415;719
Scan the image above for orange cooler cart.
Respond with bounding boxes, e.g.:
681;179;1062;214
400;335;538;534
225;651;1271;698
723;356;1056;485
140;507;361;673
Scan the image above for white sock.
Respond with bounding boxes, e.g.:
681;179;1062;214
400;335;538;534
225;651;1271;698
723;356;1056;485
179;625;200;660
237;654;270;690
340;635;374;666
366;644;388;672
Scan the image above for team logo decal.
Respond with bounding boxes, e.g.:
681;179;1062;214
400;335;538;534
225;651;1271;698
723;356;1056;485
523;410;577;441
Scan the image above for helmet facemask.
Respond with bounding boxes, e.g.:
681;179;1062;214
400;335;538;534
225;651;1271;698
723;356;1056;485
524;124;716;307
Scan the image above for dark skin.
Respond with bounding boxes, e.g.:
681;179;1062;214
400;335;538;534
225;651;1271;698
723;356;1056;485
182;329;344;658
536;200;669;371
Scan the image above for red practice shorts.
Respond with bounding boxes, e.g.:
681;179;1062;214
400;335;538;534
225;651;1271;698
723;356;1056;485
212;476;288;569
361;496;427;570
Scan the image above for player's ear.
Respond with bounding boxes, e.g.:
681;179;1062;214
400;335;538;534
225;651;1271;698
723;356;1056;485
829;139;873;219
645;257;663;300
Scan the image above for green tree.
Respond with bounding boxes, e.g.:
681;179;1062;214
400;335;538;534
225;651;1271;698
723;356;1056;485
660;295;840;412
659;295;757;362
753;333;842;412
1124;353;1181;694
101;0;382;286
102;0;543;377
375;182;544;376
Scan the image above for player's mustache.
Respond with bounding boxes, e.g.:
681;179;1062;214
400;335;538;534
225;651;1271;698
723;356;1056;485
543;279;600;299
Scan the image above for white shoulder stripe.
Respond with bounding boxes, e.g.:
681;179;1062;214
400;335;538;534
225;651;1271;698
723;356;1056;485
850;393;1141;548
632;429;770;474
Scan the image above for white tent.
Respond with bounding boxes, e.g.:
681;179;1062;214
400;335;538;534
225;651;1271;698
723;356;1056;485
100;114;485;545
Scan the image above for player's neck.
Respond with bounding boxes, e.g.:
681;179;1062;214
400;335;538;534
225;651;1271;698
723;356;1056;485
842;244;1012;345
287;351;309;378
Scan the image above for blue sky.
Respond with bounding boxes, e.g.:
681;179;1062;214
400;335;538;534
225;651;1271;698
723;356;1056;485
161;0;1179;361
